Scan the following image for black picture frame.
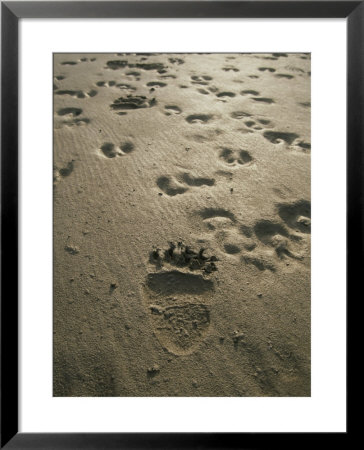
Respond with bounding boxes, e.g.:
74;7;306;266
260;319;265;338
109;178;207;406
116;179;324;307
1;1;355;448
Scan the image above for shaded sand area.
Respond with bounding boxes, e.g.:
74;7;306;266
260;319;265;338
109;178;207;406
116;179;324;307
53;53;311;396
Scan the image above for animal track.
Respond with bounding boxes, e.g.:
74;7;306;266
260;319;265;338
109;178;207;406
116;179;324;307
231;111;305;152
257;118;272;126
241;90;260;96
55;89;97;99
219;148;253;167
164;105;182;115
275;74;294;80
240;201;311;268
99;141;135;158
149;241;218;273
251;97;275;104
147;297;211;355
55;107;90;127
258;67;276;73
244;120;262;130
186;128;224;143
190;75;213;86
57;107;82;117
299;102;311;108
296;141;311;151
147;270;213;296
106;60;167;72
146;81;167;88
60;117;90;127
263;131;299;145
100;142;120;158
54;160;75;186
126;71;141;78
230;111;252;120
96;80;115;87
254;220;289;244
196;209;259;261
285;66;305;73
120;141;135;153
144;242;217;355
242;253;276;272
157;176;188;196
186;114;213;124
96;80;137;92
59;161;74;177
216;91;236;98
168;57;184;65
256;55;278;61
222;66;239;72
157;173;215;196
160;74;176;79
278;200;311;233
254;220;302;260
181;173;215;187
198;208;236;223
110;95;156;111
194;199;309;271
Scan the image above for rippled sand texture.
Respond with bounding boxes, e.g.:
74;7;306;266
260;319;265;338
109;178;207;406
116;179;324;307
53;53;311;396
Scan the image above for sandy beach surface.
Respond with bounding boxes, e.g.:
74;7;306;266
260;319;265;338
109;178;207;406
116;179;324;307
53;53;311;397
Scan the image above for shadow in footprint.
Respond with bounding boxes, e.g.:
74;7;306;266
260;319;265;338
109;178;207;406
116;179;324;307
55;90;85;99
147;271;213;296
219;148;253;166
181;173;215;187
296;141;311;151
258;67;276;72
100;142;119;158
252;97;275;104
199;208;236;223
57;107;82;117
120;141;134;154
59;160;74;178
106;60;128;70
216;92;236;98
168;57;185;65
224;243;241;254
254;219;304;260
241;90;260;96
145;269;214;355
254;220;289;245
242;254;276;272
147;81;167;87
164;105;182;115
231;111;252;120
111;95;156;110
263;131;299;145
278;200;311;233
275;74;294;79
186;114;213;124
157;176;188;196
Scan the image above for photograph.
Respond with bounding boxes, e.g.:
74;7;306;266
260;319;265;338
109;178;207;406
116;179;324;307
53;52;311;397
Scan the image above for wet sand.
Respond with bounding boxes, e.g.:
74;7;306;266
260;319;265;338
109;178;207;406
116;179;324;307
53;53;310;396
